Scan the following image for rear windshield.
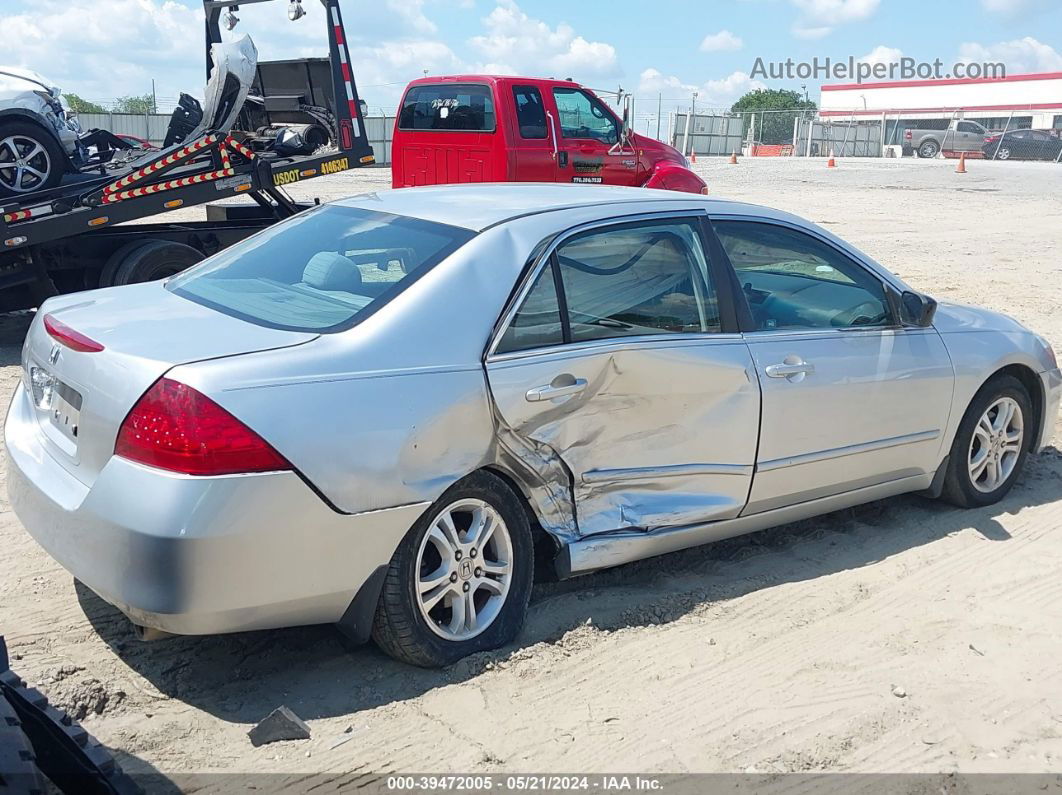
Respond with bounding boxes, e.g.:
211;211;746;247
167;206;474;333
398;84;496;132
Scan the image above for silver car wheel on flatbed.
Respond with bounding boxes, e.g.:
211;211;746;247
968;397;1024;494
0;132;54;194
415;498;513;641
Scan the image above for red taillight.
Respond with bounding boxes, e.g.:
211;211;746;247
115;378;291;476
904;130;912;139
43;314;104;353
985;135;1000;143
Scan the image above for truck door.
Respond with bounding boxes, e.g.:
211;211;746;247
548;86;640;187
955;121;986;153
508;85;557;182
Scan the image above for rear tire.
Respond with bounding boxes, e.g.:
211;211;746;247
371;471;534;667
918;140;940;158
941;375;1033;508
112;240;203;286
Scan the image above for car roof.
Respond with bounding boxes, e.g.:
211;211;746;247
334;183;799;232
402;75;584;91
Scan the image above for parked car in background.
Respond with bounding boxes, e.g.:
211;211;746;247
0;68;82;196
392;75;707;194
904;119;988;158
114;133;158;152
982;129;1062;161
7;185;1059;667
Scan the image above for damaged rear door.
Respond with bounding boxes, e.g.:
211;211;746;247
486;215;760;537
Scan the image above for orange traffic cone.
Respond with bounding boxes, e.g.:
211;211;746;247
690;150;697;163
827;149;836;168
956;152;967;173
729;151;738;165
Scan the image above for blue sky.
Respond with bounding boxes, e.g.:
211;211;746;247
1;0;1059;119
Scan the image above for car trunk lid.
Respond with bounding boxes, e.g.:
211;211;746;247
21;282;316;487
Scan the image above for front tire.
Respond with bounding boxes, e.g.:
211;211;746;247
372;471;534;667
0;121;65;197
942;375;1033;508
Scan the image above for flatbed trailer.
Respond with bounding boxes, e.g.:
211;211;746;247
0;0;374;312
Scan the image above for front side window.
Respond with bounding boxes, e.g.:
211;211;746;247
713;220;891;331
957;121;982;134
551;88;618;145
512;85;547;139
398;84;496;132
557;221;719;342
169;206;474;332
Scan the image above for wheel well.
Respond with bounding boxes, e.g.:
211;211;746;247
480;465;562;583
0;111;62;142
986;364;1043;449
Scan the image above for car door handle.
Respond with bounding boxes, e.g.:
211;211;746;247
765;361;815;379
525;377;587;402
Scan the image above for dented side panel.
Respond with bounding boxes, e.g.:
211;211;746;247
486;335;760;536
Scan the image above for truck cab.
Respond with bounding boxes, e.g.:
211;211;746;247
391;75;706;194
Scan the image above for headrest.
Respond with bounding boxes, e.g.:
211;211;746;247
302;252;363;293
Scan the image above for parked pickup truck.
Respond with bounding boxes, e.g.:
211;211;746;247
904;119;988;158
392;75;707;194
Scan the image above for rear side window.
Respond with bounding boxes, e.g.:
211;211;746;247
557;221;719;341
398;84;496;132
512;85;547;139
168;206;474;333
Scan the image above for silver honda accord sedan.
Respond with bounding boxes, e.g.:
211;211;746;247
7;184;1060;666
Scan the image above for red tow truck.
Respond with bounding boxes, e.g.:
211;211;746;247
391;75;707;194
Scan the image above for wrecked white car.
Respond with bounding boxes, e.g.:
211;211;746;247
0;68;82;196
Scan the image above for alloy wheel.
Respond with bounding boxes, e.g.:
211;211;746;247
414;498;513;641
0;135;52;193
968;396;1024;493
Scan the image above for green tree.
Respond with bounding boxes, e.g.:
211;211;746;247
113;93;157;114
64;93;107;114
730;89;816;145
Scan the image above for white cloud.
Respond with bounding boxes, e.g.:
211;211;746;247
790;0;879;37
0;0;458;109
981;0;1047;13
0;0;201;101
791;24;833;39
859;45;904;65
469;0;619;79
699;30;744;53
638;67;766;108
958;37;1062;73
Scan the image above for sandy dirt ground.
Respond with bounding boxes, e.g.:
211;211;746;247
1;157;1061;785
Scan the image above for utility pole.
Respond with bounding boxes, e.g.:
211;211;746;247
151;79;158;114
656;93;662;140
689;91;698;156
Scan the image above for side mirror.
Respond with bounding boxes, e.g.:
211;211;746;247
899;290;937;327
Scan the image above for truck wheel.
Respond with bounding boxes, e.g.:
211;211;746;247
0;690;46;794
0;121;64;198
941;375;1032;509
112;240;204;286
918;140;940;158
371;471;534;667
